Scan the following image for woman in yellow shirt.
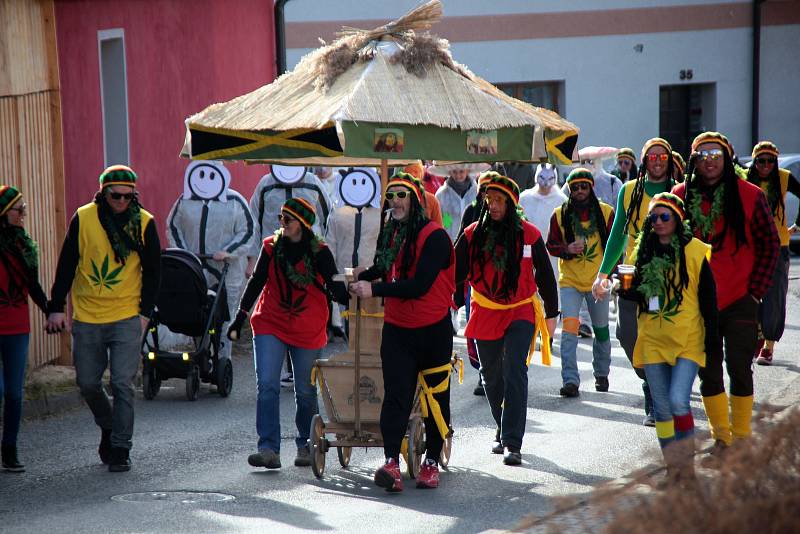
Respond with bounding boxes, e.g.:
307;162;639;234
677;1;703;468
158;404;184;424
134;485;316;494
623;193;718;485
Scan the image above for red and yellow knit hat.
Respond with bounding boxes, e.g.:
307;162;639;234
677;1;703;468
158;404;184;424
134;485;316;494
566;167;594;187
672;151;686;174
483;172;520;206
281;197;316;230
477;170;495;193
751;141;779;159
99;164;138;189
386;171;424;204
640;137;673;162
649;192;685;222
0;185;23;216
691;131;733;159
617;148;636;163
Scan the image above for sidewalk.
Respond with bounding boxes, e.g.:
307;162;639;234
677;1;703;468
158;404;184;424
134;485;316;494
23;365;82;420
515;373;800;533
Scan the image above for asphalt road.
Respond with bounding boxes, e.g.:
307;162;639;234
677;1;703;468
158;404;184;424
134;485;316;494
2;257;798;533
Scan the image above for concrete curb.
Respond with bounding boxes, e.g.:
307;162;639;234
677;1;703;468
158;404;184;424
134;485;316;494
23;389;83;420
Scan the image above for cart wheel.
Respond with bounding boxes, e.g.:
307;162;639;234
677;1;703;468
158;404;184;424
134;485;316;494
310;414;326;478
142;368;161;400
216;358;233;397
407;416;425;479
336;447;352;467
439;427;453;469
186;365;200;401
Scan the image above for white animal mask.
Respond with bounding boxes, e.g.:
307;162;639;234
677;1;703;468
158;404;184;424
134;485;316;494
183;160;231;202
535;163;557;188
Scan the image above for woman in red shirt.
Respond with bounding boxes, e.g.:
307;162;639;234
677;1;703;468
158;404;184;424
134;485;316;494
0;186;47;472
228;198;348;471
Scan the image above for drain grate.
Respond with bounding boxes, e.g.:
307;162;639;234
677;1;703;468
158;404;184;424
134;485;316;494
111;491;235;504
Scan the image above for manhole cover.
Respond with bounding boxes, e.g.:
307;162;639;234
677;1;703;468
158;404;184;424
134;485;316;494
111;491;235;504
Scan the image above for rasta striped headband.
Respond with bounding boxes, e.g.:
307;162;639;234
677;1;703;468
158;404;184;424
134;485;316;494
99;164;138;189
566;167;594;187
282;197;316;230
648;192;685;222
482;171;520;206
386;171;424;204
691;131;733;159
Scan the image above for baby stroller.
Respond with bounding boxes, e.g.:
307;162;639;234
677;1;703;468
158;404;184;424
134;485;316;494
141;248;232;401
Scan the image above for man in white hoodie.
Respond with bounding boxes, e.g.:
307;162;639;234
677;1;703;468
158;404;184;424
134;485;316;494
520;163;567;287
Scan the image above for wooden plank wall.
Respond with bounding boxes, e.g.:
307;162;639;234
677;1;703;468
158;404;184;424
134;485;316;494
0;0;68;368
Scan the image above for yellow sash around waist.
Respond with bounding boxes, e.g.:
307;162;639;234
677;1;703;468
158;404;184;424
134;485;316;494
471;289;552;367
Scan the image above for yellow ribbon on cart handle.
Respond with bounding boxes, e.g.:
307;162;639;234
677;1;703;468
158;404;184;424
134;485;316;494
417;363;453;440
470;289;551;366
340;310;385;319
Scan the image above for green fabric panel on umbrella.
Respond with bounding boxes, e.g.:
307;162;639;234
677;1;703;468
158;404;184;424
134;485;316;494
341;122;534;162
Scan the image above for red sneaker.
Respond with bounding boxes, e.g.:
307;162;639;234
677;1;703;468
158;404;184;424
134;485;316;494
374;458;403;492
756;347;773;366
416;461;440;489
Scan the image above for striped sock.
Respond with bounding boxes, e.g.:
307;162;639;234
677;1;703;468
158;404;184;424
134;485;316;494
655;419;675;449
674;413;695;441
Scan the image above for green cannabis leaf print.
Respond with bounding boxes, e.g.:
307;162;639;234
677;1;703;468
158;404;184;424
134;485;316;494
576;241;598;265
89;255;124;291
648;296;680;326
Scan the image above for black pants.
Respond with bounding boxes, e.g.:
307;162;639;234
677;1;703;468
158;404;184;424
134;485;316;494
476;320;535;450
759;247;789;341
380;313;452;462
699;295;759;397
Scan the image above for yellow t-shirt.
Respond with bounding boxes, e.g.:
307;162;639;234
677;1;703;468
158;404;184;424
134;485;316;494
632;238;711;368
758;168;791;247
555;202;614;292
71;202;153;323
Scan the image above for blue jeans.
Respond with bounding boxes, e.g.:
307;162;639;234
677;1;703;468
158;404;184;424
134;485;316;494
73;317;141;450
253;334;320;452
644;358;699;445
559;286;611;386
0;334;29;446
476;320;535;450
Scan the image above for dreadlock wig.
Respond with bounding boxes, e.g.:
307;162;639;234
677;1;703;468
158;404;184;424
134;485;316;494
632;193;693;314
747;141;784;224
467;172;523;301
373;171;429;280
95;165;144;265
622;138;675;236
683;132;748;251
562;168;610;250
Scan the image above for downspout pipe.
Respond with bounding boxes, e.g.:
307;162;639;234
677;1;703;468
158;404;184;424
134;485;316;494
275;0;291;76
751;0;765;147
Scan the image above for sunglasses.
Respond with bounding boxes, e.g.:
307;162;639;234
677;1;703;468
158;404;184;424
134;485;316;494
646;153;670;162
698;149;724;162
618;159;632;165
755;157;776;165
385;191;410;200
7;203;27;215
108;192;134;201
277;213;298;224
569;183;591;192
648;212;672;223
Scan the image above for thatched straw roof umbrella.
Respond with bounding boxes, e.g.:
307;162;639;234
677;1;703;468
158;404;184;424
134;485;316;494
183;0;579;176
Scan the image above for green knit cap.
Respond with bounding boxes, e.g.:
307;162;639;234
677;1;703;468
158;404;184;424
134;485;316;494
0;185;22;216
99;164;138;188
282;197;316;230
617;148;636;162
566;167;594;185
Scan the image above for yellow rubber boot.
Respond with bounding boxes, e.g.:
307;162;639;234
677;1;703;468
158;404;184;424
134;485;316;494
730;394;754;440
702;393;732;446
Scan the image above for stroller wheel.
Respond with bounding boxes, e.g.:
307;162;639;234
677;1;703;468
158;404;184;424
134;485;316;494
143;368;161;400
216;359;233;397
186;365;200;401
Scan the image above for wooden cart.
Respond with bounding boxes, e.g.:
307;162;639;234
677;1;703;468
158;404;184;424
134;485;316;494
308;272;456;479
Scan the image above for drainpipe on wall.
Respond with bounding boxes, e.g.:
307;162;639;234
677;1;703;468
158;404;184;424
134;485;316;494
751;0;765;147
274;0;291;76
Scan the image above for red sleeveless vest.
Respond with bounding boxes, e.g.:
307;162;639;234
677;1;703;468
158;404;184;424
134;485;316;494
383;221;455;328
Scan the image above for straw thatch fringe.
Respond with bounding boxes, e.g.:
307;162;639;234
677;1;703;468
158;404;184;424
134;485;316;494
336;0;443;40
388;33;471;80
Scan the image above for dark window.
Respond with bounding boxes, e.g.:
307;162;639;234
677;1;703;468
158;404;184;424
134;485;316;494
496;81;563;114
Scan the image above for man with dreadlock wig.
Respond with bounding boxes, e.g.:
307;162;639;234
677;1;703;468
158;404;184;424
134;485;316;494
672;151;686;184
672;131;779;459
546;168;614;398
228;198;348;471
350;172;455;492
455;172;558;466
592;137;676;426
746;141;800;366
0;186;48;472
47;165;161;473
621;193;718;487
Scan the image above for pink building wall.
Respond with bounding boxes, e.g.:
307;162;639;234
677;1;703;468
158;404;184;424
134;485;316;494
54;0;276;239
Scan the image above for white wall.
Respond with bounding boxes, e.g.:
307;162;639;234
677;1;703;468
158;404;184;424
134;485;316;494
285;0;800;154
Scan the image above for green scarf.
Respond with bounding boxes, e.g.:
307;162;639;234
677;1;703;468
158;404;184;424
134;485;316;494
687;183;725;240
95;196;143;265
0;226;39;272
374;220;409;274
273;229;321;288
